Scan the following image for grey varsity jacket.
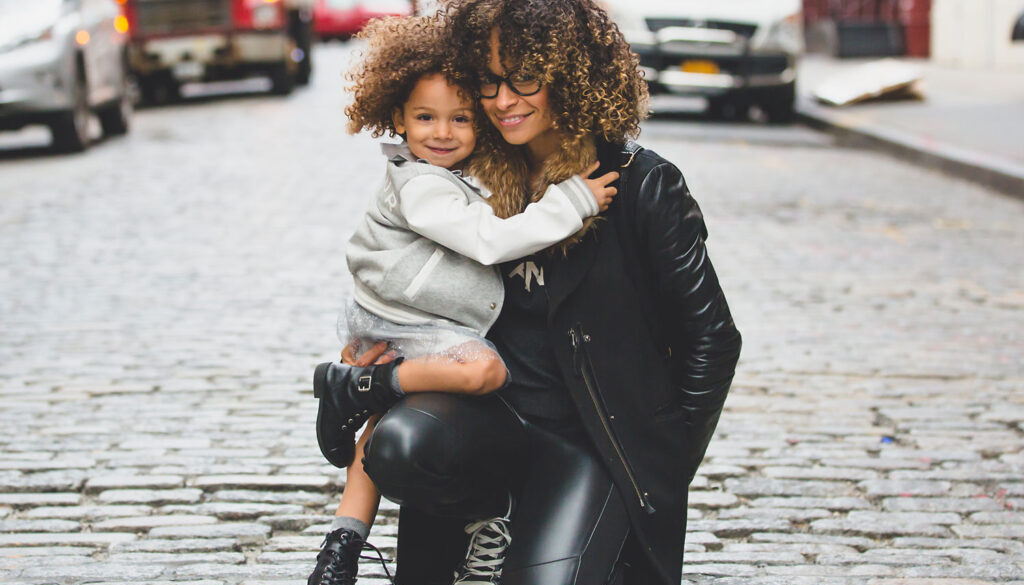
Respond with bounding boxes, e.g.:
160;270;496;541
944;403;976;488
346;144;598;335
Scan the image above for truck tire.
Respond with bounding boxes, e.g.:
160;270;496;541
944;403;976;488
289;9;313;86
296;57;312;86
269;63;295;95
139;74;182;107
51;66;90;152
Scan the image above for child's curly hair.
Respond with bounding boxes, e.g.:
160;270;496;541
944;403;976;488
345;15;475;136
446;0;649;144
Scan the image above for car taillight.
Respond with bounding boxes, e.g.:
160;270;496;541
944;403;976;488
119;0;136;37
236;0;285;29
114;15;130;34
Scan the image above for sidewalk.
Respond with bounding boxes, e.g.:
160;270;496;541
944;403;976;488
796;55;1024;198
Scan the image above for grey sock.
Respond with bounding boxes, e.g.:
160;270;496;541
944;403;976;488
331;516;370;540
389;366;404;396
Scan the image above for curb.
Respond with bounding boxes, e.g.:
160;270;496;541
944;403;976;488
796;100;1024;201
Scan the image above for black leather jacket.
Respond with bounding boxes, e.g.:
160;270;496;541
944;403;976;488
544;140;742;583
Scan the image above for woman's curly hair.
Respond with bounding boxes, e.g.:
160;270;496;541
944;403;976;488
445;0;649;144
345;15;476;136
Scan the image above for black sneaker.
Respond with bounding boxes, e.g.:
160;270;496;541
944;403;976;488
313;358;404;468
308;528;363;585
452;501;513;585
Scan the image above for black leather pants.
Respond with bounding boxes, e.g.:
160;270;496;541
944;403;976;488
362;392;630;585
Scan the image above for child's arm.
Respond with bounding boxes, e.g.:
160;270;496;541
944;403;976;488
399;163;618;265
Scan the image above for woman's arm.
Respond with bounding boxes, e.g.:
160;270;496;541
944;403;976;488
636;162;742;472
398;173;601;265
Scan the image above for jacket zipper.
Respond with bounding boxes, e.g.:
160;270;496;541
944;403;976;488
570;324;656;514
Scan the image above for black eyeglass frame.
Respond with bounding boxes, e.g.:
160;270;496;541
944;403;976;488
478;72;543;99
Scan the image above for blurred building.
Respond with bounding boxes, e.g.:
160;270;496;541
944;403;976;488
803;0;1024;68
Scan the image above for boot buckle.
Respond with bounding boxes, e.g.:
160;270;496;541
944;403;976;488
357;375;372;392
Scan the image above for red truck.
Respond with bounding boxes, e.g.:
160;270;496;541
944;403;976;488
122;0;315;104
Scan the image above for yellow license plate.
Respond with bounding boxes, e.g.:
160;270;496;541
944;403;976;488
680;60;720;74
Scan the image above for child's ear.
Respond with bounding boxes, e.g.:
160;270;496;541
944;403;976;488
392;107;406;135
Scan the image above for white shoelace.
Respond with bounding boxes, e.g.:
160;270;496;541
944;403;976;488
452;516;512;584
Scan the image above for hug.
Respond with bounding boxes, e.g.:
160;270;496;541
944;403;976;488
309;1;742;584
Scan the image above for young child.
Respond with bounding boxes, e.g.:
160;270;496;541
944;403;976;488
308;15;619;585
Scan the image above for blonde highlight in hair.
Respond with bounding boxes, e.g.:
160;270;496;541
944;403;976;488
446;0;649;146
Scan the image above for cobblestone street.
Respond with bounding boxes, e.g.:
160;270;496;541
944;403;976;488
1;44;1022;584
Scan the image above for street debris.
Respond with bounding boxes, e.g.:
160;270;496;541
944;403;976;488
813;59;925;106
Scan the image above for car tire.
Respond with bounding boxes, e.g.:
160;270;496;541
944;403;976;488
51;67;91;152
706;96;747;121
139;75;182;107
761;82;796;125
269;63;295;95
98;79;132;137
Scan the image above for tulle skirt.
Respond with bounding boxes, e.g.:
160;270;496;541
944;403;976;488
338;299;503;365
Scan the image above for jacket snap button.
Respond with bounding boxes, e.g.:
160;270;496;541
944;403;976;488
489;302;497;310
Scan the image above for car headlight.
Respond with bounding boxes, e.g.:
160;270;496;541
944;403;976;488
759;12;803;55
0;26;54;54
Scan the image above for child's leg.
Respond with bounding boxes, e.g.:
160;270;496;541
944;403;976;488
333;416;382;528
397;349;507;395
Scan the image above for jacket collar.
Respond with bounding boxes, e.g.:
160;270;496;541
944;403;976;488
380;142;488;197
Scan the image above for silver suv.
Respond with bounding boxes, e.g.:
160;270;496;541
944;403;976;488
0;0;132;152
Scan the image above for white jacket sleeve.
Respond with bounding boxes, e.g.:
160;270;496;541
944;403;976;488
399;174;599;265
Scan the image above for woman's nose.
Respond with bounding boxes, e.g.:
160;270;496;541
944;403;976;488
495;82;520;109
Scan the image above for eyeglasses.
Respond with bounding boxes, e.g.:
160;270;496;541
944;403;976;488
479;71;542;99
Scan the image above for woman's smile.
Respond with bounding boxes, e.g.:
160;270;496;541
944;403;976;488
494;112;532;127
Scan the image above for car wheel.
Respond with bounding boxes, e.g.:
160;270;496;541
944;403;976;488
706;96;747;121
98;80;132;137
269;63;295;95
139;75;182;107
51;68;90;152
761;82;796;125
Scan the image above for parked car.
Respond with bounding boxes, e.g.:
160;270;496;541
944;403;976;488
123;0;315;104
603;0;804;123
0;0;132;152
314;0;411;41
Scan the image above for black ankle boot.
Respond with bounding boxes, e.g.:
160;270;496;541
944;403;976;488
313;358;405;468
308;528;364;585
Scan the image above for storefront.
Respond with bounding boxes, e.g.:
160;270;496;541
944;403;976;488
803;0;932;57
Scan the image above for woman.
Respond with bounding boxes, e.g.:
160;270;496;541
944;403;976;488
333;1;741;583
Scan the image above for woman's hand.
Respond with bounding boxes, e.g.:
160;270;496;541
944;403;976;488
341;341;396;366
582;161;619;212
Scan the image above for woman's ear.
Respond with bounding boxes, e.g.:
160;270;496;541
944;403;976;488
392;107;406;135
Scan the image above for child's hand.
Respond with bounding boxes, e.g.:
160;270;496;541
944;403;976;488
582;161;619;213
342;340;397;366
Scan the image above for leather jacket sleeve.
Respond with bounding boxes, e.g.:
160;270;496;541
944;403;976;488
634;161;742;474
